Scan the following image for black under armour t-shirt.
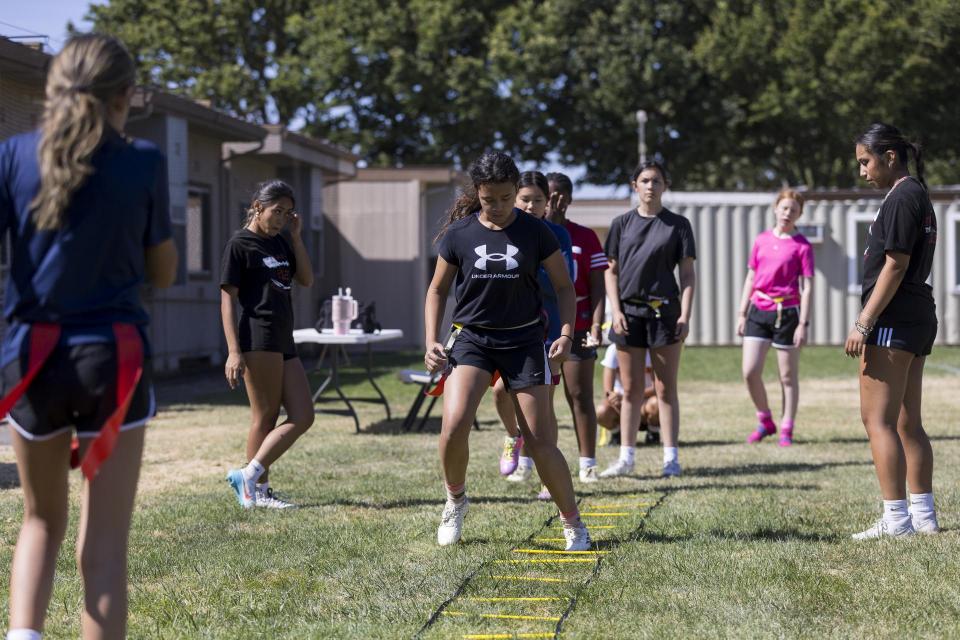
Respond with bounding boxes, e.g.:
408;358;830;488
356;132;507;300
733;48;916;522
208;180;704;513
604;207;696;315
861;177;937;322
220;229;297;353
437;210;561;346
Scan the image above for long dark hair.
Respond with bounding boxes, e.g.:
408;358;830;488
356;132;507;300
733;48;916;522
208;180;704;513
855;122;926;190
436;152;520;242
243;179;296;227
631;160;671;186
518;170;549;199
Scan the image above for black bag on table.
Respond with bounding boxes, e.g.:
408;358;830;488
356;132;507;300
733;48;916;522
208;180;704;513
353;301;381;334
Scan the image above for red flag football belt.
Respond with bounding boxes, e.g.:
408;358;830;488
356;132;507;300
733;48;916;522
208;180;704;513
0;322;144;480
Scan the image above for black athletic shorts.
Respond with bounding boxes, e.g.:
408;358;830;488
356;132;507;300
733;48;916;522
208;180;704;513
567;329;598;362
450;334;551;391
743;304;800;349
1;343;155;441
607;313;679;349
867;318;937;357
238;322;297;360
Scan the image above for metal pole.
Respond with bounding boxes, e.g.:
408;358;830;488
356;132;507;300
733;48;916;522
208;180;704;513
636;109;647;165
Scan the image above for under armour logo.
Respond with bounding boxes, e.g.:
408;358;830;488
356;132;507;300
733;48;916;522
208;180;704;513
474;244;519;271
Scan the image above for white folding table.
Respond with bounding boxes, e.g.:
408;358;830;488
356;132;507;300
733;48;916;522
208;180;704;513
293;328;404;432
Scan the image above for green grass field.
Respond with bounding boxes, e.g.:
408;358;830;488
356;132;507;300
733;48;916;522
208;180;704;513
1;346;958;638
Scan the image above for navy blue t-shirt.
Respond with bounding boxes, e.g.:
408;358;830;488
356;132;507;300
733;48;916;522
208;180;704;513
437;209;561;347
539;218;573;341
0;129;172;364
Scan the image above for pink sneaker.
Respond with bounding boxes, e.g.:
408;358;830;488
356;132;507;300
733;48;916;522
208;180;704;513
747;423;776;443
499;436;523;476
778;428;793;447
537;485;552;501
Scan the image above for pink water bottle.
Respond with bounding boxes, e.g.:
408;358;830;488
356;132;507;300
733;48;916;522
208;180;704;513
332;287;358;335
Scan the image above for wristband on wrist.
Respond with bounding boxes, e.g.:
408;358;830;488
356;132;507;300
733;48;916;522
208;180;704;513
559;334;573;341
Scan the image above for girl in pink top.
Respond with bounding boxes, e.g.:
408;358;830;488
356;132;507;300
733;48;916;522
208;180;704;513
736;189;814;446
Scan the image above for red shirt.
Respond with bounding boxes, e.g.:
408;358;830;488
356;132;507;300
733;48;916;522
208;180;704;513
565;220;608;331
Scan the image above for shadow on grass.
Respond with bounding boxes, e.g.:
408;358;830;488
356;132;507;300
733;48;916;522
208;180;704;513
817;434;960;444
684;460;871;478
579;482;820;497
634;527;842;545
296;494;542;510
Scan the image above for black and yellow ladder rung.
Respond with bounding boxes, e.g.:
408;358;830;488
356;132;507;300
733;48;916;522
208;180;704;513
417;492;665;639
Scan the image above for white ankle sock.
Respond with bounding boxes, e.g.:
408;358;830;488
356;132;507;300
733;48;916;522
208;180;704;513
909;492;935;516
579;457;597;470
242;459;265;483
518;456;534;470
7;629;42;640
663;447;678;464
619;446;635;464
882;499;910;523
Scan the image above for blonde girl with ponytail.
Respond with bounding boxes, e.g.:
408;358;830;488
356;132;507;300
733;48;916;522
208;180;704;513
0;34;177;639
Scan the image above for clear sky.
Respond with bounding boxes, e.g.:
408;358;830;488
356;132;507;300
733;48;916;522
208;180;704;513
0;0;95;52
0;1;625;197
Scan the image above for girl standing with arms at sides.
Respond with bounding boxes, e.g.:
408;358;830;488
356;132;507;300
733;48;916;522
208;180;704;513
846;123;939;539
221;180;315;510
0;34;177;640
498;171;574;495
544;172;607;482
737;189;814;446
600;160;696;479
424;152;591;550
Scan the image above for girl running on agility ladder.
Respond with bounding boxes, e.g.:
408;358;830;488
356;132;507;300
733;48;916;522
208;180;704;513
424;152;591;551
0;34;177;639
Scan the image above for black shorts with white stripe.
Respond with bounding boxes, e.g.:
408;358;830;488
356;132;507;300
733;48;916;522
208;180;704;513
867;320;937;357
449;332;552;391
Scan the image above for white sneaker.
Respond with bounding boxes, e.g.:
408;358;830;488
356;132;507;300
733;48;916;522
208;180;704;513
563;522;592;551
851;517;916;540
579;465;600;483
599;459;634;478
255;487;296;509
507;465;533;483
912;514;941;534
437;498;469;546
662;460;682;478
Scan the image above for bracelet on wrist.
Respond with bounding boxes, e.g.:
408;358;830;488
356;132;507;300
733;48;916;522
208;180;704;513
559;334;573;341
854;321;873;337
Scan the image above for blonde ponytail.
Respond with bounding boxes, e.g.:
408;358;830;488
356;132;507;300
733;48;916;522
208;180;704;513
30;34;135;230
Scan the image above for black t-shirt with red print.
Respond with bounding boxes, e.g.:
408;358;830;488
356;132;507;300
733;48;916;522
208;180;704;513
220;229;297;354
861;177;937;323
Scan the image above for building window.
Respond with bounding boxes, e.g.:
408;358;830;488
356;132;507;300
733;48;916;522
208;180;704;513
186;187;211;275
846;207;877;294
948;207;960;294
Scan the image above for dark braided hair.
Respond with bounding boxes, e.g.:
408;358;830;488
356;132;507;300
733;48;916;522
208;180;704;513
545;172;573;199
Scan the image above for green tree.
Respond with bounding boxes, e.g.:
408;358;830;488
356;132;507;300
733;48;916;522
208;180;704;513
86;0;960;188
